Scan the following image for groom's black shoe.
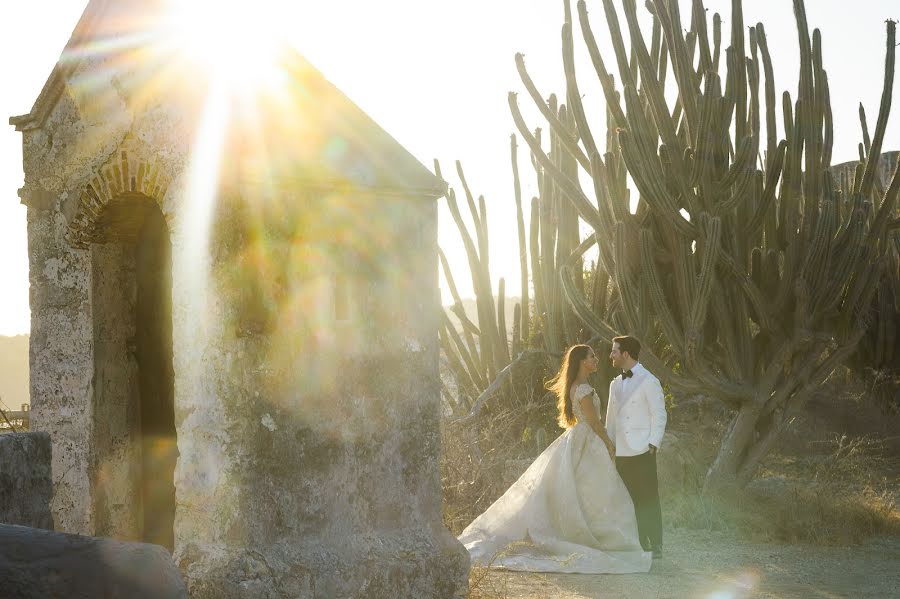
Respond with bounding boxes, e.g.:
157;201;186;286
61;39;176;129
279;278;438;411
651;547;663;559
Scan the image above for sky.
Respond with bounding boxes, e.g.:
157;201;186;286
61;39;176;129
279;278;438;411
0;0;897;336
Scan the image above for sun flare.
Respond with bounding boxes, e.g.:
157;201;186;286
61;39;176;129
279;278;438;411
161;0;291;89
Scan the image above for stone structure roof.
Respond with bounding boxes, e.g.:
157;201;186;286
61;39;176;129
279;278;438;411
10;0;136;132
10;0;445;199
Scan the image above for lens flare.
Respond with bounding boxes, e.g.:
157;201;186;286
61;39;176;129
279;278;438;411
160;0;290;90
706;570;760;599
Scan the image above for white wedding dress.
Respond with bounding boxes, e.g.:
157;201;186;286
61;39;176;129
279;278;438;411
458;384;651;573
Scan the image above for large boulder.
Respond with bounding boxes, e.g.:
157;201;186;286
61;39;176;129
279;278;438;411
0;432;53;529
0;523;187;598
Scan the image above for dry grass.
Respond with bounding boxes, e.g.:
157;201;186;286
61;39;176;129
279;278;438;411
441;364;558;536
440;377;556;599
663;484;900;545
441;402;554;536
466;563;512;599
663;371;900;545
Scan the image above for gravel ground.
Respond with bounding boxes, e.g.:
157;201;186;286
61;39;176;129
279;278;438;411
470;530;900;598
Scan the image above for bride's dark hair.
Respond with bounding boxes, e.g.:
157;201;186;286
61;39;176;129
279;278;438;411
546;344;591;429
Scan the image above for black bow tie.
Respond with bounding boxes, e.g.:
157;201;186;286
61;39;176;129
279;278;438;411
621;369;634;380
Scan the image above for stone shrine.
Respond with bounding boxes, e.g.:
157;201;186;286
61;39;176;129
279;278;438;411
10;0;468;596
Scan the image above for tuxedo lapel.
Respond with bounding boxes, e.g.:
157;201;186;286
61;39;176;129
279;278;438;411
616;370;647;414
613;377;625;409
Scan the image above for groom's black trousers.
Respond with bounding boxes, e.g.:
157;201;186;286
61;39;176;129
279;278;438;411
616;451;663;551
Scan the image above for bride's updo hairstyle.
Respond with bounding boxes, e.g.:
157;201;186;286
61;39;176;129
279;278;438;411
547;344;591;429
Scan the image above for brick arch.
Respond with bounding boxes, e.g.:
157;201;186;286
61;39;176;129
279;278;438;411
67;150;173;248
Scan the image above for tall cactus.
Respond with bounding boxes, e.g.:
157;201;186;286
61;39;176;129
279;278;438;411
438;121;593;415
436;159;507;414
510;0;899;490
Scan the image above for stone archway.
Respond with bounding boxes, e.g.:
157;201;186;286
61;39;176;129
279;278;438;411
68;151;177;550
66;150;173;249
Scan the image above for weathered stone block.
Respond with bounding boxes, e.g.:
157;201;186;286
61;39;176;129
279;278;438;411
0;432;53;529
0;523;187;598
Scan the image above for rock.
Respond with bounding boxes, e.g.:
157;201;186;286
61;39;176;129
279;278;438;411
0;432;53;529
0;523;187;598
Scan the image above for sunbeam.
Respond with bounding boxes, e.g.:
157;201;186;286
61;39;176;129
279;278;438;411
182;78;229;303
160;0;289;90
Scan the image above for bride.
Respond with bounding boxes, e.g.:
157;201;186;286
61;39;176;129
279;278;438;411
458;344;651;573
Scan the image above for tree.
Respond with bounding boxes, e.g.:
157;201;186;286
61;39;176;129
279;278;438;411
509;0;899;491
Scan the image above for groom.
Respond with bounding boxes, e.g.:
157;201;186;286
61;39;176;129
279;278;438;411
606;336;666;559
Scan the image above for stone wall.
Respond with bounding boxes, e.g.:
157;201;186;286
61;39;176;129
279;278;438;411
173;192;468;597
90;242;141;540
19;29;468;594
26;175;96;533
20;55;189;537
21;79;136;534
0;432;53;529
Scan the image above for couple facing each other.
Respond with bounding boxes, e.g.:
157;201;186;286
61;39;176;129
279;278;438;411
458;336;666;574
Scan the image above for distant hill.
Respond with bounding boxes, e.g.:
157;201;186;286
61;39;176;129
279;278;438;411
0;335;29;411
444;296;523;341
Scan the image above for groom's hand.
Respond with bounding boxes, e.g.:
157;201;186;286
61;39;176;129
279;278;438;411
604;439;615;458
648;444;657;455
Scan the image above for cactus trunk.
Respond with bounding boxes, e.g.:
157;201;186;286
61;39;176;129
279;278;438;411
510;0;898;490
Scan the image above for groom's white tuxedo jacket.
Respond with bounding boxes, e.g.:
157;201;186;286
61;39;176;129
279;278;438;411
605;363;667;457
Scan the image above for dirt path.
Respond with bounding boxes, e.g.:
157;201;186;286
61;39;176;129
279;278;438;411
471;530;900;598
